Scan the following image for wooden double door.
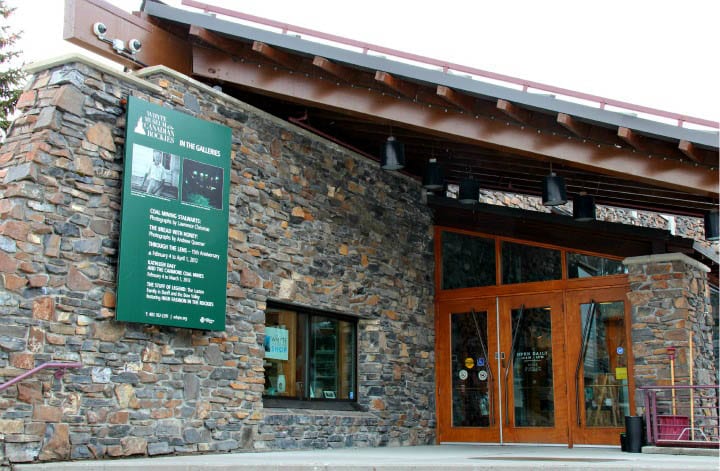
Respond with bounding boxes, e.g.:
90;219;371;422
436;287;632;445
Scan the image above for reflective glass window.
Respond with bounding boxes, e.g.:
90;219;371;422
567;253;627;278
501;242;561;284
441;231;496;290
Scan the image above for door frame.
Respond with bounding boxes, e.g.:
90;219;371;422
565;285;635;445
436;297;500;444
498;291;568;444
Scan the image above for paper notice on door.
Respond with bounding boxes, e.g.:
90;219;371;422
615;367;628;380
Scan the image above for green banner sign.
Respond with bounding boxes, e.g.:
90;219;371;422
116;96;231;330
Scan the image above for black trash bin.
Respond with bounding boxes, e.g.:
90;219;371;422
625;415;644;453
619;432;627;452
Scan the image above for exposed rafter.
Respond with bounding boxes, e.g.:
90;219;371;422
252;41;299;69
312;56;355;82
189;25;240;53
617;127;646;151
678;140;701;163
436;86;475;113
374;71;417;98
557;113;591;138
497;99;531;125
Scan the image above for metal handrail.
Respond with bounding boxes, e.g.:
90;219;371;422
640;384;720;447
182;0;719;130
0;361;82;392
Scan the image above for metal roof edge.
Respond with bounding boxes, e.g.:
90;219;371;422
144;1;719;149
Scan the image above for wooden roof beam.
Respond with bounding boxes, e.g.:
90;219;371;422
436;86;475;113
374;71;417;98
192;46;718;196
189;25;240;53
497;99;531;124
312;56;356;82
679;140;702;163
557;113;591;138
252;41;299;69
617;127;646;151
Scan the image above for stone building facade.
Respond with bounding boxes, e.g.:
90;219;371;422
0;56;435;465
0;55;717;467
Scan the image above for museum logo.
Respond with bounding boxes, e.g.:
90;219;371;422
134;110;176;144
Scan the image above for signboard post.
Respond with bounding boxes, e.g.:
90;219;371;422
116;96;232;330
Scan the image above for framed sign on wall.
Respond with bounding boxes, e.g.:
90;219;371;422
116;96;232;330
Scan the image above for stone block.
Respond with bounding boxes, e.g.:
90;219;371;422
33;405;63;422
10;352;35;369
16;89;37;109
3;162;37;184
5;441;41;463
34;107;61;131
2;273;28;291
1;220;30;241
0;250;18;272
73;154;95;176
32;296;55;320
86;122;116;152
53;85;85;116
17;382;42;404
67;265;93;291
0;418;24;433
120;436;147;456
39;423;70;461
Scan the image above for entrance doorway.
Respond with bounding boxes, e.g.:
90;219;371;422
436;288;632;445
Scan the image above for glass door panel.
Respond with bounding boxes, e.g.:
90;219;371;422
500;293;568;443
511;306;555;427
567;287;633;444
451;310;493;427
437;298;499;443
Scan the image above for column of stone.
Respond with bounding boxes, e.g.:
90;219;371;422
624;253;715;415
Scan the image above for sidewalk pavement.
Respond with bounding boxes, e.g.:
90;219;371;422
15;444;720;470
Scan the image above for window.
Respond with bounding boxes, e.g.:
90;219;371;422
567;252;626;278
501;241;562;284
441;231;496;289
264;302;357;404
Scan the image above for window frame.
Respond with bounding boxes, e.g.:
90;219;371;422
263;301;361;411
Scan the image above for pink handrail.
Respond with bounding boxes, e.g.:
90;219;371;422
182;0;718;130
0;361;82;392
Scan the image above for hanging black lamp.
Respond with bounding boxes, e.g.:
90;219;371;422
380;136;405;170
458;178;480;204
423;158;444;190
705;209;719;241
573;192;596;222
542;172;567;206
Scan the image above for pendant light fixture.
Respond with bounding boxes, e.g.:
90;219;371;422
705;208;719;241
542;171;567;206
423;158;444;190
573;192;596;222
458;178;480;204
380;136;405;171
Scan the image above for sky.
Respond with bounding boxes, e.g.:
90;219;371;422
5;0;720;124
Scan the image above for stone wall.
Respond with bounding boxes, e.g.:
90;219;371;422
0;56;435;466
624;253;716;411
